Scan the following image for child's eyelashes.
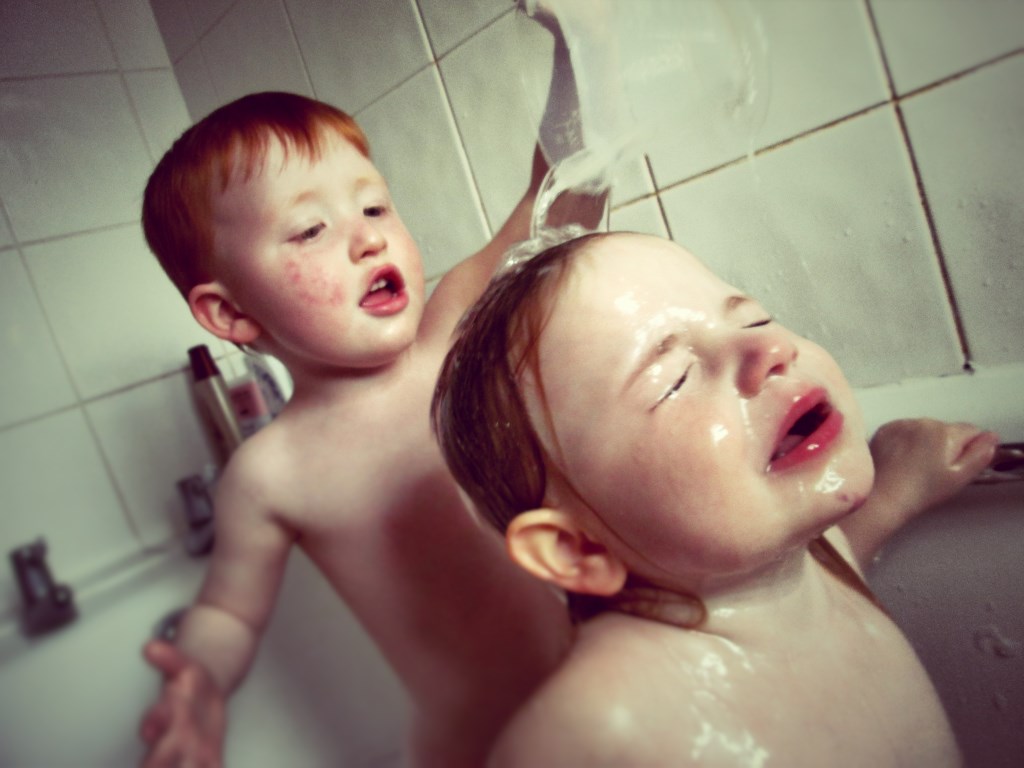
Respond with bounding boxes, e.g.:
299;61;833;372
292;222;326;243
744;317;773;328
657;365;692;407
364;204;388;218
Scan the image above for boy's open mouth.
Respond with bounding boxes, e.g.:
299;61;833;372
360;266;406;309
769;392;843;472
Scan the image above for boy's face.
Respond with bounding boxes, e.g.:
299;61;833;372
209;132;424;370
529;234;874;585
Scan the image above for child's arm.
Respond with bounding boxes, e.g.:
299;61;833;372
138;454;294;767
839;418;999;568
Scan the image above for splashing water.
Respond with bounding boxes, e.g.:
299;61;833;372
525;0;771;238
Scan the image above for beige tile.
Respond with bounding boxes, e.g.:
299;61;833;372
124;70;192;161
287;0;431;113
0;0;115;78
661;107;962;387
902;56;1024;365
23;225;221;400
417;0;509;55
96;0;171;70
871;0;1024;94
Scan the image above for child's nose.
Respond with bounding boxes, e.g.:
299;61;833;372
350;220;386;261
734;327;798;397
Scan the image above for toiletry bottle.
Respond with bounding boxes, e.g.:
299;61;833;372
188;345;244;464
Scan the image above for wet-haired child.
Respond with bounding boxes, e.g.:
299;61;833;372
137;82;602;767
433;231;998;766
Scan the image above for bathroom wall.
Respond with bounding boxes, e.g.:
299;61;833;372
0;0;222;620
0;0;1021;719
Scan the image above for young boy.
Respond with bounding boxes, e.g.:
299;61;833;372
433;231;999;766
137;72;603;768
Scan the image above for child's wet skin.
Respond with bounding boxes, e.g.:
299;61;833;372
529;234;874;582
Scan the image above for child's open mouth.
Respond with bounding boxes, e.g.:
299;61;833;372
768;391;843;472
360;266;408;315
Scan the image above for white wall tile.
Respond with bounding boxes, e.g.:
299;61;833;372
96;0;171;70
286;0;431;113
173;45;222;121
0;251;77;428
201;0;311;106
439;12;549;234
186;0;238;37
124;70;192;160
0;409;138;613
871;0;1024;94
0;0;115;78
648;0;888;186
608;196;668;239
149;0;198;63
0;75;153;242
0;212;12;249
23;225;220;400
87;374;216;546
357;68;488;278
661;107;962;388
902;57;1024;366
417;0;509;56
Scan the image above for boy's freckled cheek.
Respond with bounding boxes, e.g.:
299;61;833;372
283;258;346;305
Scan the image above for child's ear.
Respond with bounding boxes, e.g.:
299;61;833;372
188;282;262;346
507;509;627;597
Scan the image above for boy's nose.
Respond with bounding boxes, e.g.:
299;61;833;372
734;328;798;397
350;220;386;261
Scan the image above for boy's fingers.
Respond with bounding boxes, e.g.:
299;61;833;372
143;640;191;678
952;429;999;474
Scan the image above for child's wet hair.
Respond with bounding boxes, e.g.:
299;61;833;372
432;230;611;534
142;91;369;300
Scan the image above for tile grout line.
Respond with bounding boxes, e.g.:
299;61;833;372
863;0;973;369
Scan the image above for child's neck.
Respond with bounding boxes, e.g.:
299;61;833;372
604;537;876;646
284;345;419;412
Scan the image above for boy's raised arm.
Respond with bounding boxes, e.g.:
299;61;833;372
839;418;999;569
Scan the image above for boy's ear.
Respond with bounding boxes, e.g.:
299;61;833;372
507;509;627;597
188;282;262;346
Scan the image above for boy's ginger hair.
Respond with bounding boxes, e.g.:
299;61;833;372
142;91;370;300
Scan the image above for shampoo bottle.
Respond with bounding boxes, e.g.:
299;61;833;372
188;345;243;464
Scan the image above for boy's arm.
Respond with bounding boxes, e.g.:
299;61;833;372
839;418;998;569
139;452;294;767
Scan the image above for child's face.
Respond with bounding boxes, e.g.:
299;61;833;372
529;234;874;584
209;132;424;370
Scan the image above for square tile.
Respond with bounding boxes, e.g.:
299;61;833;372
173;46;222;121
201;0;311;106
0;251;77;428
149;0;199;63
87;374;217;546
0;212;12;249
609;195;668;239
902;57;1024;365
0;409;139;615
96;0;171;70
186;0;238;37
0;0;115;78
417;0;509;56
286;0;431;113
0;75;153;242
648;0;888;186
124;70;192;160
871;0;1024;94
661;107;962;387
357;68;489;278
23;225;222;400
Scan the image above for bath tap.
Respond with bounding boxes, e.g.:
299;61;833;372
974;443;1024;484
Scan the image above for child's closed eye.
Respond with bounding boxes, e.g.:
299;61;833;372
744;317;773;328
292;222;326;243
657;364;692;407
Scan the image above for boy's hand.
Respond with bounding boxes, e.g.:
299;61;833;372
869;418;999;515
139;640;226;768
